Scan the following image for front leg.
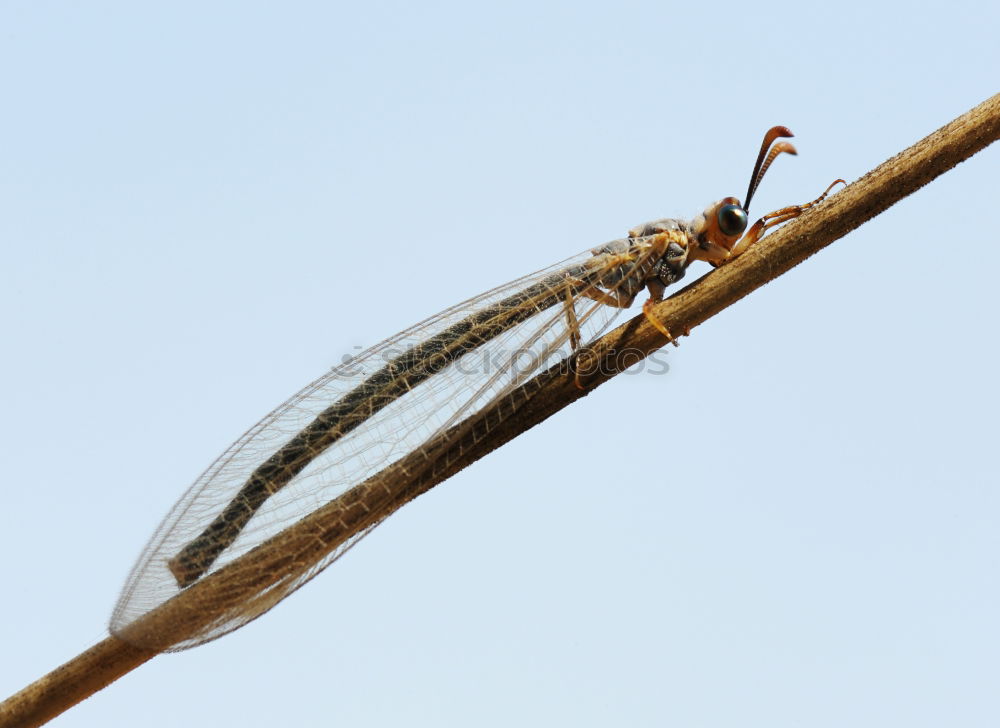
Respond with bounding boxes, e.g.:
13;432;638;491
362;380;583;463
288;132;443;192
719;179;846;265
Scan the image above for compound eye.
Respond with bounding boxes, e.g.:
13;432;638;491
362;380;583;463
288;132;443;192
717;204;748;237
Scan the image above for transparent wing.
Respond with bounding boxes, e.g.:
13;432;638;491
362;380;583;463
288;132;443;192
111;235;668;650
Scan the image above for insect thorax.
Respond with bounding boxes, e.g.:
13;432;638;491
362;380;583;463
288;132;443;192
591;217;693;296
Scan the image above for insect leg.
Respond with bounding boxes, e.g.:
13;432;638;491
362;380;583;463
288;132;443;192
640;280;681;347
570;284;637;309
562;283;582;350
726;179;846;262
567;282;639;390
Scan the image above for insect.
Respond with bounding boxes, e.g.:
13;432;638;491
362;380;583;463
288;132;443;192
111;126;842;651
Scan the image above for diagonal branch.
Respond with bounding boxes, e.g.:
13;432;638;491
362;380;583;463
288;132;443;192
403;91;1000;486
2;92;998;728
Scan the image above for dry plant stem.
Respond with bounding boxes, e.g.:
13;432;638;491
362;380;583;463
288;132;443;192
3;92;999;728
0;638;156;728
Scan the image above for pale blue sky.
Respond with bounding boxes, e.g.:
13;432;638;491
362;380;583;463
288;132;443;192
2;2;998;727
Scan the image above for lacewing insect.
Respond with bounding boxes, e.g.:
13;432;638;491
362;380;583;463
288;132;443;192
111;126;842;651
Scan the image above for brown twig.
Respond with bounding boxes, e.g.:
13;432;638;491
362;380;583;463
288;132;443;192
2;92;998;728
